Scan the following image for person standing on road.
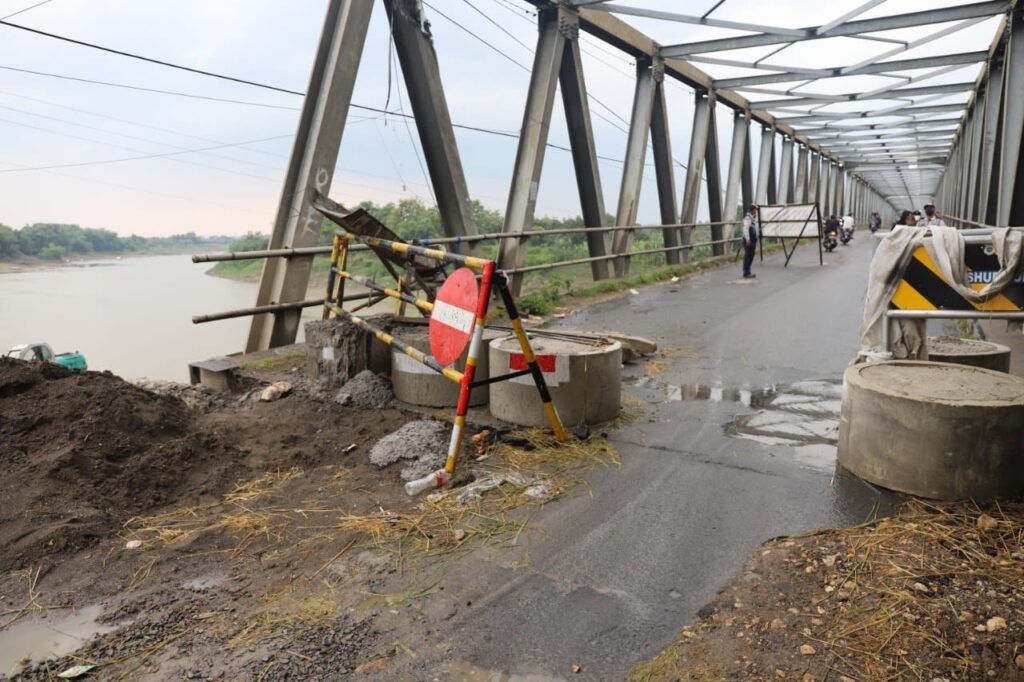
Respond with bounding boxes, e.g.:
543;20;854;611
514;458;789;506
742;204;759;279
919;203;946;227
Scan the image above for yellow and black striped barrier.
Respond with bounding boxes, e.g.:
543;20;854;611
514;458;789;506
891;245;1024;312
315;201;568;496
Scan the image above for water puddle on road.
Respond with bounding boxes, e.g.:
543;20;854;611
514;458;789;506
725;379;843;452
0;604;112;676
632;376;844;469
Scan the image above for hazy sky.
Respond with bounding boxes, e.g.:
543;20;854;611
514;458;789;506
0;0;1001;236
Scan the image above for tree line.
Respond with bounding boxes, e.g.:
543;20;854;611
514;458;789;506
0;223;234;261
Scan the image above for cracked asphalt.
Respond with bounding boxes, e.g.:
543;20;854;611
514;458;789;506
430;237;903;680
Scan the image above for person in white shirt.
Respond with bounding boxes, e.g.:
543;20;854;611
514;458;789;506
742;205;759;279
919;203;945;227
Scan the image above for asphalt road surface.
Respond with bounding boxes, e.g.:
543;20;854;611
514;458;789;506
434;236;903;681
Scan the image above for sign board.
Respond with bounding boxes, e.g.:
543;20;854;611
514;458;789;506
892;244;1024;311
758;203;822;238
429;267;479;365
755;202;823;267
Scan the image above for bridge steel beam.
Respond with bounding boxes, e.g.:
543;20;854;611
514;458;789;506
649;68;681;265
680;91;714;261
385;0;479;250
755;125;775;204
778;137;794;204
997;5;1024;226
979;56;1005;224
705;97;726;255
498;6;612;293
794;144;808;203
723;110;749;252
613;58;657;276
560;21;612;282
246;0;373;352
808;151;820;206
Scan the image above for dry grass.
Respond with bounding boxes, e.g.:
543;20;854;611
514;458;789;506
632;499;1024;681
327;429;619;570
810;499;1024;680
122;429;618;577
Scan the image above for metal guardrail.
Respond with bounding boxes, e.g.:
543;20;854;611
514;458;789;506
191;219;746;323
191;220;742;264
882;310;1024;351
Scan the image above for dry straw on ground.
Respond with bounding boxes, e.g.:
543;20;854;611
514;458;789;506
630;499;1024;681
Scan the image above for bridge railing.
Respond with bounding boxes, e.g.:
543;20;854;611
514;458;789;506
191;219;743;324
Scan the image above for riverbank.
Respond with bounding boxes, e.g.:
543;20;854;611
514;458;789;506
0;244;231;273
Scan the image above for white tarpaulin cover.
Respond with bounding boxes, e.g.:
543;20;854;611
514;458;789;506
759;204;820;238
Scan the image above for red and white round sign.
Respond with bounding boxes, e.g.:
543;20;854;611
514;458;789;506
429;267;479;366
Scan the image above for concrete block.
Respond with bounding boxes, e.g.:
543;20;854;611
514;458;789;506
838;360;1024;500
304;314;395;391
391;326;497;407
488;335;621;427
926;336;1011;373
188;357;240;392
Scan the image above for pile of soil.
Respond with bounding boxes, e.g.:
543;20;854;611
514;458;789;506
632;500;1024;681
334;370;394;409
368;419;449;481
0;358;246;571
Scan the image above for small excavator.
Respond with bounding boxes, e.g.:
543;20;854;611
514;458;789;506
5;342;87;372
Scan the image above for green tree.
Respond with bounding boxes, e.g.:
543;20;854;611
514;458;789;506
0;224;20;259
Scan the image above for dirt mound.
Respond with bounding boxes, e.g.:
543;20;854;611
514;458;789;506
334;370;394;409
0;358;244;571
368;419;449;481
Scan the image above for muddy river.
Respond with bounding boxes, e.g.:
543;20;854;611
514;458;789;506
0;255;313;382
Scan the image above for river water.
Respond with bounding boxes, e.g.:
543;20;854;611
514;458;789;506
0;255;318;382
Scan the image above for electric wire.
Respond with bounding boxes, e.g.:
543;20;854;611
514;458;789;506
0;133;294;173
0;0;50;21
0;157;267;214
0;6;681;186
0;64;301;110
0;102;286;172
0;114;283;181
0;88;290;160
0;18;305;96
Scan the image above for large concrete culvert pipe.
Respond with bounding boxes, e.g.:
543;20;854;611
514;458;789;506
838;361;1024;500
488;336;622;427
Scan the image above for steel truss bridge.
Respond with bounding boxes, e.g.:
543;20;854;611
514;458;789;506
243;0;1022;351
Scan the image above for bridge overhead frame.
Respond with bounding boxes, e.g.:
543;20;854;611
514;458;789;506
248;0;1016;349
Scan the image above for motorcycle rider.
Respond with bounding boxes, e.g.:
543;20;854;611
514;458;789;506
824;214;840;235
841;214;854;244
822;215;839;252
869;211;881;232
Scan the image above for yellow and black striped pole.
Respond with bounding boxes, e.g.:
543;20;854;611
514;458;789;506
495;273;568;442
323;234;342;320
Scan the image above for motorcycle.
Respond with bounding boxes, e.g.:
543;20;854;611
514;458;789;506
823;230;838;252
840;225;854;245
